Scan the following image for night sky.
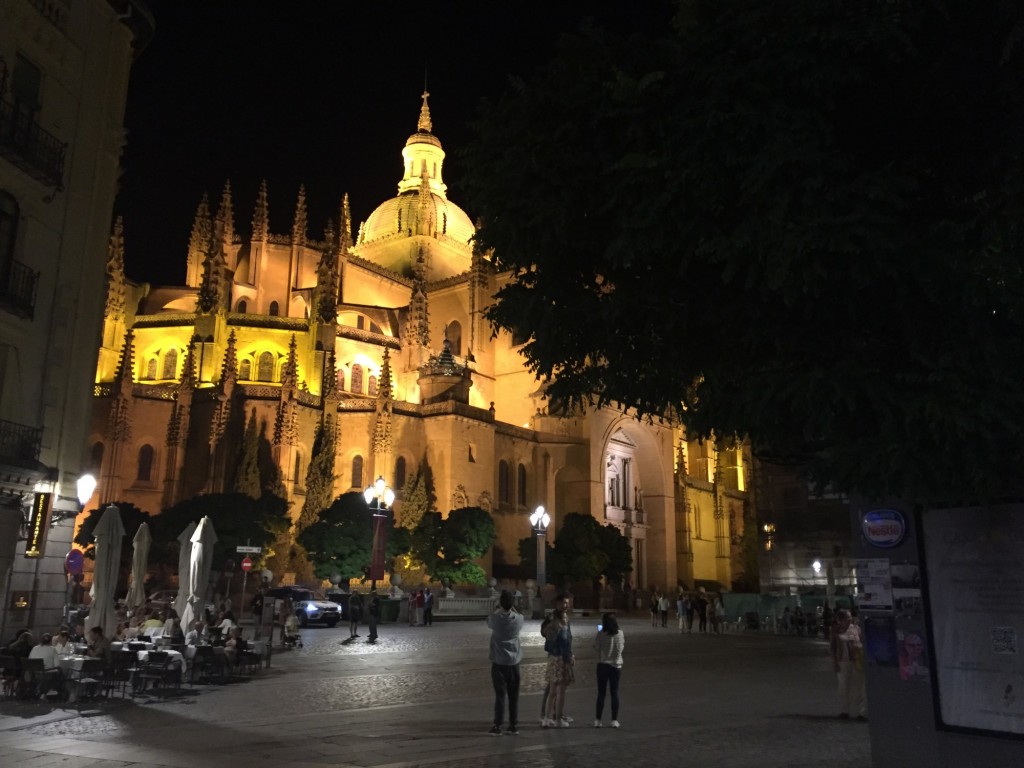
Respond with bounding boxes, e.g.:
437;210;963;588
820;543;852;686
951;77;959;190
116;1;676;287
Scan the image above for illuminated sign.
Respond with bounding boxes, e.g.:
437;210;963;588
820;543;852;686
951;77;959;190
24;492;53;558
862;508;907;548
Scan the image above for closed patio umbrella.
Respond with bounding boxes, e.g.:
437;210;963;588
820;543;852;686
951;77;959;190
173;521;197;619
86;504;125;638
124;521;151;612
181;516;217;631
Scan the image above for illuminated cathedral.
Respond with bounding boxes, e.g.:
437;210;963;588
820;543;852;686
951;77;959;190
88;93;752;593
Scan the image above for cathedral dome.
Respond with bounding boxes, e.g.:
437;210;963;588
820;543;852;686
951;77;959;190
354;92;475;278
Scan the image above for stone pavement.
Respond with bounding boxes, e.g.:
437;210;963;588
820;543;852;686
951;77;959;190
0;614;871;768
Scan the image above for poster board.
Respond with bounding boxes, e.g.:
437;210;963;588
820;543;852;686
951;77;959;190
921;505;1024;736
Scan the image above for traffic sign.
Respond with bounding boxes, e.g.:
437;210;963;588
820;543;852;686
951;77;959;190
241;556;253;572
236;545;262;554
64;549;84;575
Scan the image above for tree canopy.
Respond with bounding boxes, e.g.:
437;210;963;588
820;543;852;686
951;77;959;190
462;0;1024;501
520;513;632;587
412;506;496;586
297;491;411;582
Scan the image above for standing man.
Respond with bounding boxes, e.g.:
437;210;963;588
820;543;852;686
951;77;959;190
367;590;381;643
487;589;524;735
423;587;434;626
250;588;264;639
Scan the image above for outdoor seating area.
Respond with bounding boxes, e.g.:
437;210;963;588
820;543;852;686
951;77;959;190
1;627;272;712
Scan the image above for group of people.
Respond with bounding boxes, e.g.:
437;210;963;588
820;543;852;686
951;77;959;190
345;590;382;642
647;588;725;633
486;591;625;735
407;588;435;626
2;623;116;698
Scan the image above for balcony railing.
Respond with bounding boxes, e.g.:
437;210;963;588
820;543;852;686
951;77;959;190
0;418;43;464
0;259;39;319
0;98;66;188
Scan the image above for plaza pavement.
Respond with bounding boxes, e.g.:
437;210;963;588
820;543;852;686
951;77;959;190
0;612;870;768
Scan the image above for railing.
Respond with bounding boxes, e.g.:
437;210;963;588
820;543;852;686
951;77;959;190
0;259;39;319
0;418;42;464
0;98;66;188
435;596;496;618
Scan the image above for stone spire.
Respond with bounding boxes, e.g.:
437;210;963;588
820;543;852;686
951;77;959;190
418;89;432;133
314;219;338;323
416;164;435;236
186;193;213;287
109;329;135;443
104;216;126;320
252;179;269;241
322;348;339;401
403;247;430;349
280;334;298;392
219;330;238;387
197;239;226;314
166;345;196;448
292;184;308;246
209;332;237;451
215;180;236;251
372;348;394;457
339;194;353;254
274;338;299;448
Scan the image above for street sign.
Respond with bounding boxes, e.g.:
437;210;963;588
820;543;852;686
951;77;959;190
241;556;253;572
65;549;84;575
236;545;262;554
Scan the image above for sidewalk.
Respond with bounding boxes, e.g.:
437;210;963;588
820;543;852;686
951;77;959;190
0;615;871;767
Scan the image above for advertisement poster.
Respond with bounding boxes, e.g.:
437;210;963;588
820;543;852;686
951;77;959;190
855;558;893;611
921;505;1024;735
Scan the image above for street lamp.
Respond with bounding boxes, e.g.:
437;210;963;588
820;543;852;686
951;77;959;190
530;505;550;618
364;476;395;591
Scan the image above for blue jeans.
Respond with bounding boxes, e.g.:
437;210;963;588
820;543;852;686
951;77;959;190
595;663;621;720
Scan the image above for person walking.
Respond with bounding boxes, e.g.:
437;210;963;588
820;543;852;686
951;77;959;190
542;595;575;727
649;591;659;627
348;591;362;639
676;592;688;633
593;613;625;728
830;608;867;720
366;590;381;643
415;589;425;626
695;590;709;633
487;589;524;735
423;587;434;626
658;592;670;627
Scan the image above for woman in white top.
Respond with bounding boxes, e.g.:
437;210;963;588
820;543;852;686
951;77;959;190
593;613;625;728
28;633;59;669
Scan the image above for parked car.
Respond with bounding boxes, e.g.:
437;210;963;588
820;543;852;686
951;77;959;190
266;586;341;628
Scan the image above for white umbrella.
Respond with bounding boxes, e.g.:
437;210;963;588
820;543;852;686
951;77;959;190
181;516;218;630
124;521;151;611
173;521;197;619
86;504;125;638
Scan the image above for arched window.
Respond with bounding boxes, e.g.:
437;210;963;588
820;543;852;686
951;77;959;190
137;444;155;482
395;456;407;490
257;351;274;381
237;299;247;313
293;452;302;484
239;359;252;380
90;441;104;473
161;349;178;380
351;455;363;489
336;368;346;391
269;301;279;316
517;463;527;507
447;321;462;356
351;364;363;394
143;358;157;380
498;460;511;504
368;375;378;397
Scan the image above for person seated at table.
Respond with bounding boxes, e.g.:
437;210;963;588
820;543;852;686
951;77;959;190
141;611;165;633
6;630;34;660
184;620;207;646
71;623;87;643
223;627;247;666
28;633;59;670
86;626;111;662
164;608;185;642
52;628;74;656
215;610;237;635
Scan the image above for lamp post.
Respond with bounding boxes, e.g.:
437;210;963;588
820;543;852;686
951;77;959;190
364;476;395;591
529;505;550;619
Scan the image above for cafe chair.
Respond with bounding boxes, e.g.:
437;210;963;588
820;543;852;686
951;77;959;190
20;658;62;700
104;650;139;698
64;657;106;707
132;650;174;695
0;655;20;698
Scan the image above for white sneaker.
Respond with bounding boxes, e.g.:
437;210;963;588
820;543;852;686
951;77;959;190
563;715;574;723
541;717;553;728
611;720;621;728
559;717;571;728
593;719;602;728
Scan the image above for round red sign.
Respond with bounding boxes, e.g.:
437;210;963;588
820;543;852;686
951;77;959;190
241;556;253;572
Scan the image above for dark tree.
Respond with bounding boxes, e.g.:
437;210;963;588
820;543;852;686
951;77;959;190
412;506;496;586
462;0;1024;502
298;419;337;530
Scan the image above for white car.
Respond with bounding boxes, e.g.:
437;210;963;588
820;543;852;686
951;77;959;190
267;587;341;628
